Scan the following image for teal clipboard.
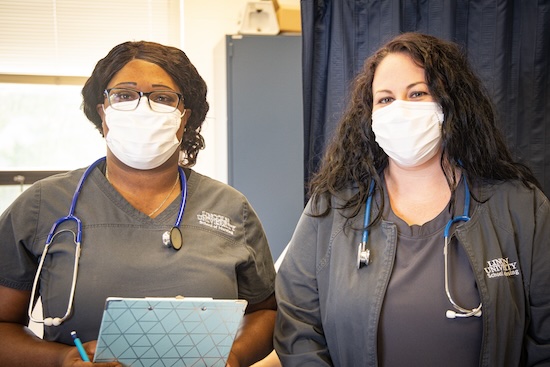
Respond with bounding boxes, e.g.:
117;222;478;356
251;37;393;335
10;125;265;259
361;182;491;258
93;297;248;367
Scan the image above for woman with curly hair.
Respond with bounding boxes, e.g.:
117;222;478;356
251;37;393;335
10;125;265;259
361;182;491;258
274;33;550;366
0;41;276;367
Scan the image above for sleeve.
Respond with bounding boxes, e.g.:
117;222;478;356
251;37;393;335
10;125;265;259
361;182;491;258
525;190;550;365
274;203;333;366
237;200;276;304
0;184;41;290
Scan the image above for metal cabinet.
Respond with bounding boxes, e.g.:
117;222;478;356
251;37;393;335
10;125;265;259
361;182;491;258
226;34;303;261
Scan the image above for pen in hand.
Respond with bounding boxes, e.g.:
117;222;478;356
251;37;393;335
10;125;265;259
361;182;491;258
71;330;91;362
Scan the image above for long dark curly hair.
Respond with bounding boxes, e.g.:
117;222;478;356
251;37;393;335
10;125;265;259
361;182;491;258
309;32;539;222
81;40;209;167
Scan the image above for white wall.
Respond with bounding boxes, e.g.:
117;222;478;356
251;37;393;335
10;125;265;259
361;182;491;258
182;0;248;183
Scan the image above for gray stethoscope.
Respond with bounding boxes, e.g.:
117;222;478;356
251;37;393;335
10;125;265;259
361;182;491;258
357;177;482;319
28;156;187;326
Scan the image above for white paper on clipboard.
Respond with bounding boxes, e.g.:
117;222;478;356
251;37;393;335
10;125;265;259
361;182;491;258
93;297;247;366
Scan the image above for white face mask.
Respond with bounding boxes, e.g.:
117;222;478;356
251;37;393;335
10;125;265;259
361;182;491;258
372;100;444;167
104;98;185;170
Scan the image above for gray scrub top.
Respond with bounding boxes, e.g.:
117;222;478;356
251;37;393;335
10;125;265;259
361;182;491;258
378;179;482;366
0;161;276;345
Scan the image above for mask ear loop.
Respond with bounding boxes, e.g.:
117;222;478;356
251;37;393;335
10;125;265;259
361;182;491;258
176;109;187;146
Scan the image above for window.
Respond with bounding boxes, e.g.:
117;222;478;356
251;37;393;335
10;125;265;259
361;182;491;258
0;0;181;213
0;0;181;76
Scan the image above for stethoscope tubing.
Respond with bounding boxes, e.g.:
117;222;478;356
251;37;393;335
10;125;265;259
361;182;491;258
357;180;375;268
28;157;104;326
442;178;482;318
45;156;106;245
358;176;481;318
175;166;187;227
29;157;188;326
362;180;375;245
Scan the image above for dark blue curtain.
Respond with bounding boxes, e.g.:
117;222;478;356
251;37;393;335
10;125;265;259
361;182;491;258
301;0;550;197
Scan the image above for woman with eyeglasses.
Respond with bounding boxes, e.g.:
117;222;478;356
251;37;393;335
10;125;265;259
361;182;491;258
274;33;550;366
0;41;277;367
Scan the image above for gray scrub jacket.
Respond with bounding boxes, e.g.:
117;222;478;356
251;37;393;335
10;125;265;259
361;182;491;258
274;179;550;366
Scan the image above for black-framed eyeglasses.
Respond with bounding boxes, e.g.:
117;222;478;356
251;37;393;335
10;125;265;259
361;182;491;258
104;88;184;113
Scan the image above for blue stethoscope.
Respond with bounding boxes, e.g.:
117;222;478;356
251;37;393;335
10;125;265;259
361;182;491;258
28;156;187;326
357;177;482;319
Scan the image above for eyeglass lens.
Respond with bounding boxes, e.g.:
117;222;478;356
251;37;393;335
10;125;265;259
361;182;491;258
107;88;181;112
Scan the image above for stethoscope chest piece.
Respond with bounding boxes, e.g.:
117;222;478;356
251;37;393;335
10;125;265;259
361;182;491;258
162;227;183;250
357;180;375;269
357;242;370;269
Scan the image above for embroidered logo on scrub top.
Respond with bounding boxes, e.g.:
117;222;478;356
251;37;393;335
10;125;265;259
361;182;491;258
484;257;520;278
197;211;236;236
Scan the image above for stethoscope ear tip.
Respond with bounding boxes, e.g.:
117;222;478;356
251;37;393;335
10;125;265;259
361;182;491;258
446;307;482;319
446;310;457;319
43;317;63;326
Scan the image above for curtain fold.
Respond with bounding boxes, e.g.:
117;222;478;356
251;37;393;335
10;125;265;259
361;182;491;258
301;0;550;197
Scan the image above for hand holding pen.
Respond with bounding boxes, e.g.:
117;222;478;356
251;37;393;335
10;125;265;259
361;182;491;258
71;331;90;362
69;331;121;366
